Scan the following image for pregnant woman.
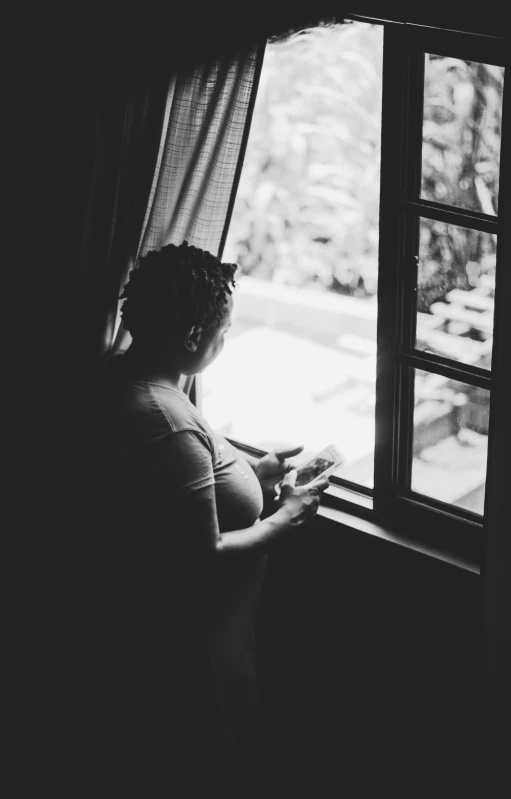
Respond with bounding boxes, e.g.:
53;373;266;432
95;241;328;793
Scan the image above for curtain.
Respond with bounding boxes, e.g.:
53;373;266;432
140;47;263;255
75;76;170;371
72;38;265;484
109;41;265;370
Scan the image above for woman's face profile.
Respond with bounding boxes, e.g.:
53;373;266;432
189;293;234;374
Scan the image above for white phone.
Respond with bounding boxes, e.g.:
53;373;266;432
275;444;345;497
293;444;345;487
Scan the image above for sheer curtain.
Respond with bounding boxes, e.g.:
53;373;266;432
109;41;265;395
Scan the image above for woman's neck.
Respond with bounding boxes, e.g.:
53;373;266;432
123;343;183;388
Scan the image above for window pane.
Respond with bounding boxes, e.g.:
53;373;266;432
202;22;383;489
415;219;496;369
421;54;504;214
411;369;489;515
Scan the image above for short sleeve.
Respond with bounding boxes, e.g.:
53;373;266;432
144;429;215;496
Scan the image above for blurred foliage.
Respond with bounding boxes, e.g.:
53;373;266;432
225;22;382;297
422;55;502;215
225;22;504;305
418;55;503;311
417;223;497;314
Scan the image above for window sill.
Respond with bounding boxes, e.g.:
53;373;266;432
230;437;481;575
319;484;481;575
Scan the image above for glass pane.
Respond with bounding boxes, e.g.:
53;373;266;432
411;370;489;515
421;54;504;215
415;219;495;369
202;22;383;489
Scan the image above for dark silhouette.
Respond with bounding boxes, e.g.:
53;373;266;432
90;241;328;792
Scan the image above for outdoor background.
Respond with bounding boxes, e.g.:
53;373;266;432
202;21;503;514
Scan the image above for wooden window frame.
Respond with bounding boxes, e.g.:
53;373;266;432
372;22;507;563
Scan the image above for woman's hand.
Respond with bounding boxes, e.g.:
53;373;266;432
276;469;329;528
254;445;304;497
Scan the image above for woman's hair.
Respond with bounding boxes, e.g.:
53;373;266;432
120;241;237;342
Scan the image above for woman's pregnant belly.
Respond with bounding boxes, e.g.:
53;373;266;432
213;437;264;533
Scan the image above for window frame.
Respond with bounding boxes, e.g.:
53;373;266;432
373;22;506;562
212;18;509;566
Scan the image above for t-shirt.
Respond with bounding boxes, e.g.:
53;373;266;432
99;363;263;533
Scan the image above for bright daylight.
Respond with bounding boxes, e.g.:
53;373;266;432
202;21;503;515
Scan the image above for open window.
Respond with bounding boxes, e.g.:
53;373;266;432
201;19;507;559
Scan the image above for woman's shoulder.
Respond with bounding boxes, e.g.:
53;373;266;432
126;377;213;441
144;381;199;428
98;357;216;447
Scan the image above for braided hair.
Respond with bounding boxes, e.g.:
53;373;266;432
120;241;237;343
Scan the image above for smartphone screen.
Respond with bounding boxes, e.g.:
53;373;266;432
295;455;337;487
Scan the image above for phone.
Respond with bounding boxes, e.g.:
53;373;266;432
275;444;345;497
294;444;345;487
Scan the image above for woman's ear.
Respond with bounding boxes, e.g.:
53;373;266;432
184;325;203;353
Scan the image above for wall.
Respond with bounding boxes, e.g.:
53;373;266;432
258;515;483;796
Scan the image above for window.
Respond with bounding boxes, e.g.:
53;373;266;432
202;19;507;557
204;22;383;492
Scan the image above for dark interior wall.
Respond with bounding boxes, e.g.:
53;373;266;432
259;516;483;795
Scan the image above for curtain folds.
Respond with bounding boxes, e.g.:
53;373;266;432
109;41;265;361
77;37;264;392
76;77;170;367
140;44;264;258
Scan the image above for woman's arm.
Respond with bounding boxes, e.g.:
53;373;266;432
180;470;327;565
229;440;304;496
